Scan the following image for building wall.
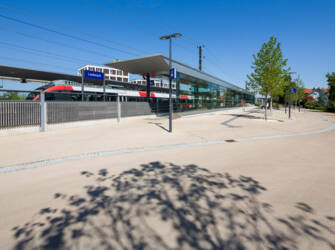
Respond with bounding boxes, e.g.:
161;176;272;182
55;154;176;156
78;65;129;83
130;79;176;89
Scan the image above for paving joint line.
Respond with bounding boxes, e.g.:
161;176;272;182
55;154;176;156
1;115;334;174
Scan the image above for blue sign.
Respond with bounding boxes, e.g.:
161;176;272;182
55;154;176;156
169;68;176;80
150;80;155;86
84;70;104;80
290;88;297;94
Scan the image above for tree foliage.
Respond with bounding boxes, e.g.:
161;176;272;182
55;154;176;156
0;92;26;100
246;36;290;119
327;72;335;112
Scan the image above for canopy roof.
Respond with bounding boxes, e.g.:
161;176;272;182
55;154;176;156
0;65;106;85
106;54;250;94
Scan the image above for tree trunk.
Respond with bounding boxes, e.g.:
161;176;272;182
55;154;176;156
270;96;273;112
285;101;287;113
264;96;268;120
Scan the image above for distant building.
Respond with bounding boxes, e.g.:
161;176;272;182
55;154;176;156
78;65;129;82
304;88;328;101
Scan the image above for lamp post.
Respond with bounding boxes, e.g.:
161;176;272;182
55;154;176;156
160;33;182;133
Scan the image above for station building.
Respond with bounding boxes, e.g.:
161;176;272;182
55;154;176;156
106;54;254;110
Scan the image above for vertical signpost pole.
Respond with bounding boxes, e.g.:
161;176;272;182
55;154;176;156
289;90;291;119
81;70;84;102
169;37;172;133
103;74;106;102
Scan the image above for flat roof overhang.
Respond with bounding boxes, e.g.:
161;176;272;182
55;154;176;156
105;54;251;94
106;54;170;75
0;65;104;85
0;64;169;93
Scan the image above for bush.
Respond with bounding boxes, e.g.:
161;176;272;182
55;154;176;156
304;101;328;112
304;101;317;109
316;106;328;111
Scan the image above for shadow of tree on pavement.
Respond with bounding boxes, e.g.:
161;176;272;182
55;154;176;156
12;162;335;250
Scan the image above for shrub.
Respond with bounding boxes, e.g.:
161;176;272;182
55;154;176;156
304;101;318;109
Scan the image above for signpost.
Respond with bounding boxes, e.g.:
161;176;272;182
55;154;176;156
290;88;296;94
82;70;105;101
168;68;177;132
169;68;176;80
288;88;296;119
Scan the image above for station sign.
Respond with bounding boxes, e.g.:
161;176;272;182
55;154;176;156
290;88;297;94
169;68;177;80
84;70;104;80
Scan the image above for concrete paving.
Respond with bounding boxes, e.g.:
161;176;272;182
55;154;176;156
0;107;335;249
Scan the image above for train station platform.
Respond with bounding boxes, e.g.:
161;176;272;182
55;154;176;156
0;107;332;168
1;108;335;249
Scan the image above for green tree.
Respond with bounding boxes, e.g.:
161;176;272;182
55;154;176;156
246;36;289;120
316;88;328;107
327;72;335;112
0;92;26;101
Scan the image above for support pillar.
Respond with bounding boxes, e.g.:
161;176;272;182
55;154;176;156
146;73;150;100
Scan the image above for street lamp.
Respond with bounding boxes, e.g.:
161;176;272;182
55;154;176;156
160;33;182;133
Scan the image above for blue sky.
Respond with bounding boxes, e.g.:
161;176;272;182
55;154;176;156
0;0;334;90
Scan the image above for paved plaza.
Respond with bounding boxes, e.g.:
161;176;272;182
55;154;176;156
1;107;335;249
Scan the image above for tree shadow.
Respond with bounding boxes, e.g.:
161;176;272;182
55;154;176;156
12;162;335;250
221;111;262;128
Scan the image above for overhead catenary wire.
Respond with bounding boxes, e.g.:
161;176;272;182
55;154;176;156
0;25;115;60
121;0;200;47
0;1;235;84
120;0;239;82
0;2;149;56
0;41;102;65
0;55;76;72
0;13;140;57
82;0;197;56
118;0;231;76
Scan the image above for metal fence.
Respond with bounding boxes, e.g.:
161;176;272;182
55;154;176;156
121;102;152;117
47;102;119;124
0;101;40;129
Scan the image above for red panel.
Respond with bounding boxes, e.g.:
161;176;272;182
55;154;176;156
139;92;147;97
150;93;156;98
45;85;73;92
32;85;73;101
32;95;40;101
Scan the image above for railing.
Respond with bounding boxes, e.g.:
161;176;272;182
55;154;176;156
0;89;249;133
47;102;118;124
0;101;41;129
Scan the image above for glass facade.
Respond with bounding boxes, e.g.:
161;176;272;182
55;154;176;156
173;72;254;112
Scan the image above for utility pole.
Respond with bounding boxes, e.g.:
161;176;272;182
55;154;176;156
197;45;204;71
